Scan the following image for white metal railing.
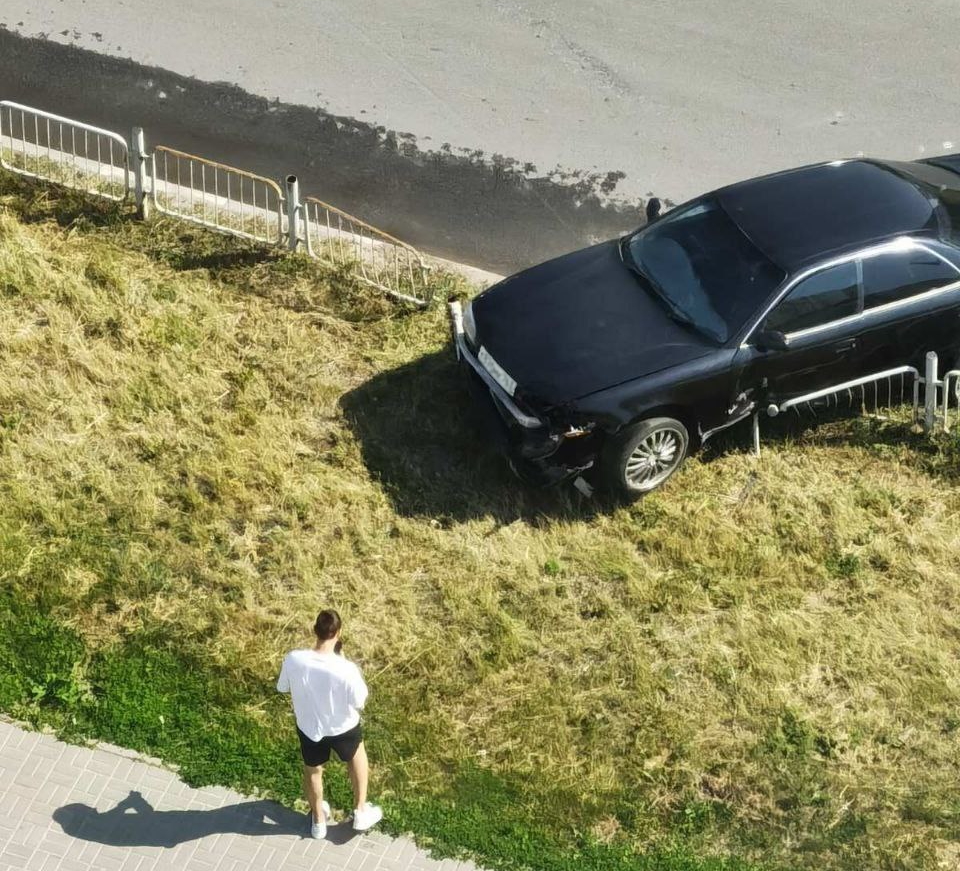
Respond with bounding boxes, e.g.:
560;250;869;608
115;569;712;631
150;146;284;245
942;369;960;433
752;364;923;455
0;99;434;305
773;365;921;419
303;196;431;306
0;100;129;201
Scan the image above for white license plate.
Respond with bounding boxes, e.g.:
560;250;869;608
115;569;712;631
478;346;518;396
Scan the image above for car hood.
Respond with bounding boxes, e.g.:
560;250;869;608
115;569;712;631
471;240;714;405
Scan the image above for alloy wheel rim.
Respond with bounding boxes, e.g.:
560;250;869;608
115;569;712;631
624;426;684;489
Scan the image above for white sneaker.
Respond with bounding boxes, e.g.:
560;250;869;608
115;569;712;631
309;801;331;839
352;803;383;832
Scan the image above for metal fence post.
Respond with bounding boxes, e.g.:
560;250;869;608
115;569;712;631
285;174;300;251
924;351;938;433
131;126;150;219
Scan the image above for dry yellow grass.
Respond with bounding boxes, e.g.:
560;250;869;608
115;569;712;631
2;176;960;870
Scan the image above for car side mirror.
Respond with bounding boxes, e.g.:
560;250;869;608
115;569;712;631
753;329;789;352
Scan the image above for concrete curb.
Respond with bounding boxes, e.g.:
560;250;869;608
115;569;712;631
428;254;504;289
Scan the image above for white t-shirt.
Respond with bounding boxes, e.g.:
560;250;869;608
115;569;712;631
277;649;369;741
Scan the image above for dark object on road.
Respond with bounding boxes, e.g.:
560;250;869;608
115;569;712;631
450;156;960;498
645;197;662;222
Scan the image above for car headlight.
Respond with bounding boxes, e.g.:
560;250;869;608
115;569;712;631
462;299;478;346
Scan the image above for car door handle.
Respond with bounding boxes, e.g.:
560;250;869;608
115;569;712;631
832;339;857;353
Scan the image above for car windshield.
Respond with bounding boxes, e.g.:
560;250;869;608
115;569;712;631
624;198;786;342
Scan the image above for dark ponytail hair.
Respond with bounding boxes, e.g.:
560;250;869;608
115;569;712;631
314;609;342;641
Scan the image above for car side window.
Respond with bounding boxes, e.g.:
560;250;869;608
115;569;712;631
861;249;959;309
764;262;859;335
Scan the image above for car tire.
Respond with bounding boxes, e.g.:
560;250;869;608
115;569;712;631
599;416;690;499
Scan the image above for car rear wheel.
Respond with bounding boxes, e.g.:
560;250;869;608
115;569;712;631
599;417;690;499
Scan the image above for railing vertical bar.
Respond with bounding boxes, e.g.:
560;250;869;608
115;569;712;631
942;375;949;430
18;107;25;165
12;107;19;164
304;201;313;256
71;126;78;188
33;112;40;174
244;178;250;236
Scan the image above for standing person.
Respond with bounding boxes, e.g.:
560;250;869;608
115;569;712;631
277;609;383;839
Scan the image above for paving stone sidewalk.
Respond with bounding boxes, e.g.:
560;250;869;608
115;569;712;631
0;720;478;871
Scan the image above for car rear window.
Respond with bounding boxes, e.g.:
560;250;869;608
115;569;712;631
628;198;786;343
882;159;960;244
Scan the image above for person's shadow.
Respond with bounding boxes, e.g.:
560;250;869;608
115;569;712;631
54;790;359;847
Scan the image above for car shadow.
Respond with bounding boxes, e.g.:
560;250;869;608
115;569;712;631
339;350;598;523
342;352;957;520
53;790;362;847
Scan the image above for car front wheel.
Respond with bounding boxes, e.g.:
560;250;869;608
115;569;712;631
599;416;690;499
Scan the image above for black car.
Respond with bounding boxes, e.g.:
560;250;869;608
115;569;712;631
449;156;960;497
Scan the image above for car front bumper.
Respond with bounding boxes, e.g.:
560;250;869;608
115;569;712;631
448;300;598;487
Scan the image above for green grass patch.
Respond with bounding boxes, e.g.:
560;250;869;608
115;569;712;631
2;170;960;871
0;587;749;871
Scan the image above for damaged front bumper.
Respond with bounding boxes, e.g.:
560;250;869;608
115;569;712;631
448;300;598;487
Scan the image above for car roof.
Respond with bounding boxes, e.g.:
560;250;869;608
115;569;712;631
715;159;941;272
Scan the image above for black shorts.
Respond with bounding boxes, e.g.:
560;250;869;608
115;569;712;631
297;723;363;766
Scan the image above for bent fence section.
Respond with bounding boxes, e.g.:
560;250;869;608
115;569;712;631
752;365;923;456
0;100;129;201
773;365;921;420
303;197;431;306
0;99;431;304
151;146;284;245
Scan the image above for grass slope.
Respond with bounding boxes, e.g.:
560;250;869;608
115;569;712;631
1;173;960;871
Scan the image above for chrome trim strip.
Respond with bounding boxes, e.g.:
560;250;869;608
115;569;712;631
448;300;543;429
740;236;960;348
784;276;960;343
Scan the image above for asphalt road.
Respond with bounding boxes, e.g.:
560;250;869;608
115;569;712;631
1;2;958;273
